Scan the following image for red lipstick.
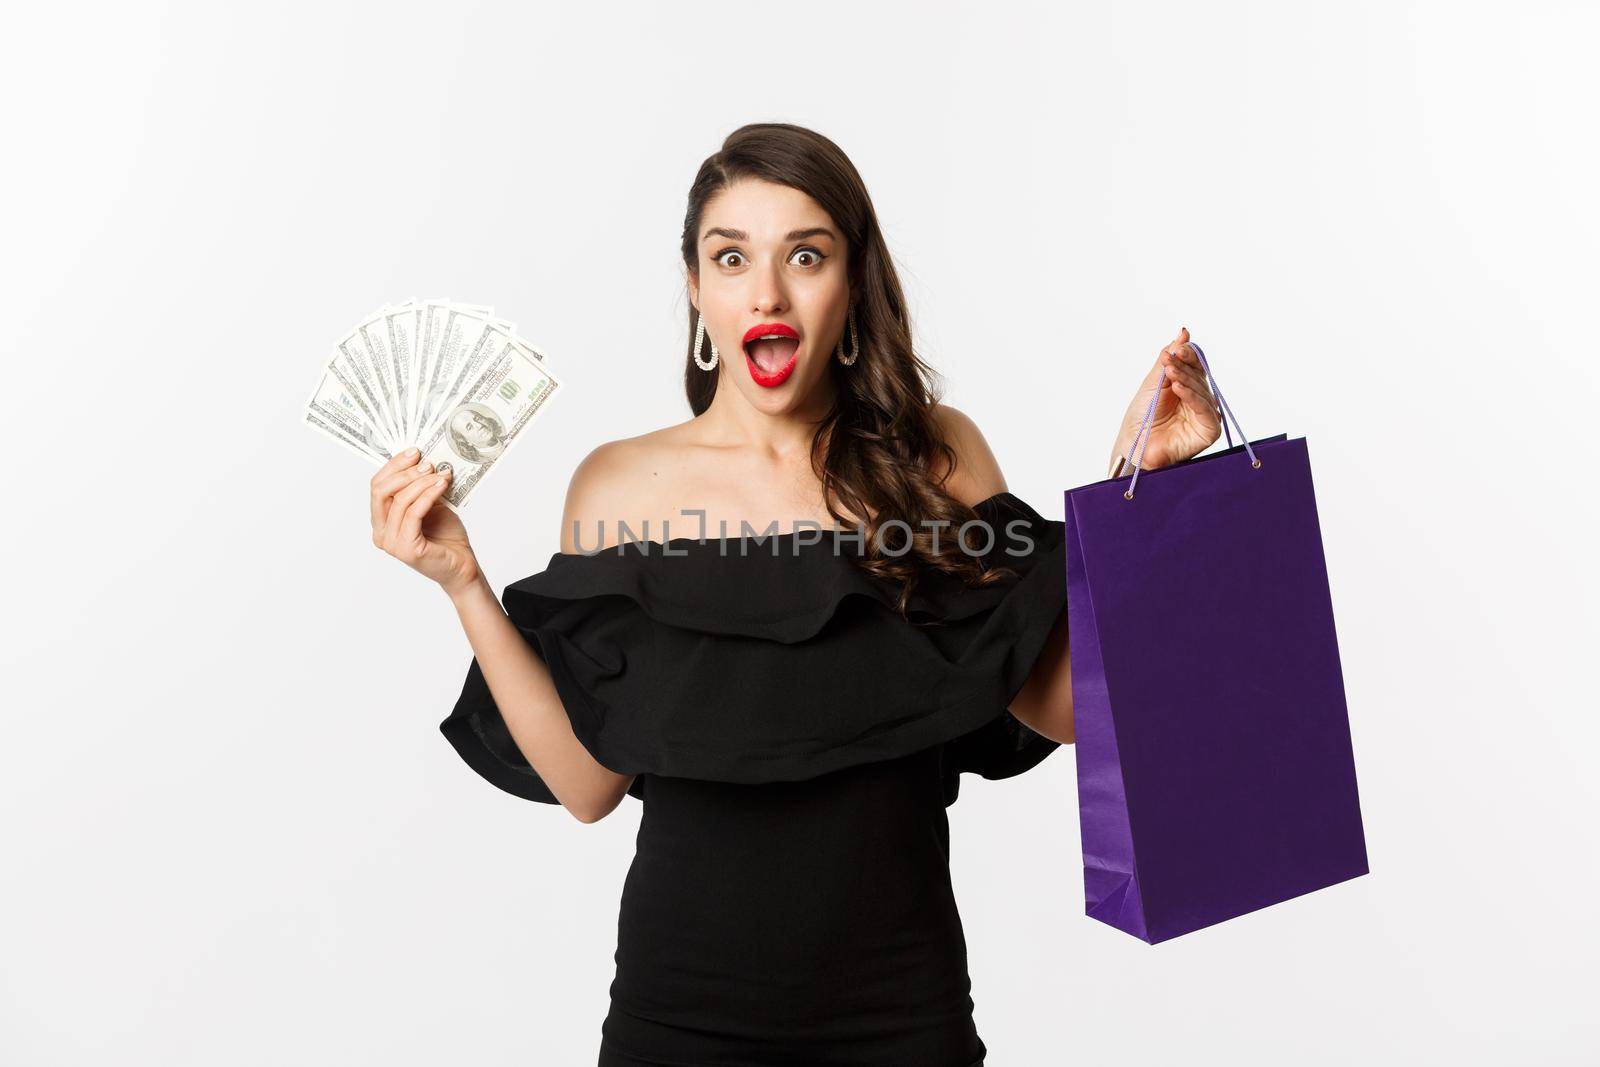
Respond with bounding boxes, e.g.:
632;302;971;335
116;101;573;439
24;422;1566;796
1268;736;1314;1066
741;322;801;388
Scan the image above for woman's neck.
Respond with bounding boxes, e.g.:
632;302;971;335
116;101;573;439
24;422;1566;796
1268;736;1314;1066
695;376;836;459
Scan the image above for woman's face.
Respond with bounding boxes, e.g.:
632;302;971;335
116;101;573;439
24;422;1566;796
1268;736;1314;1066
689;178;850;411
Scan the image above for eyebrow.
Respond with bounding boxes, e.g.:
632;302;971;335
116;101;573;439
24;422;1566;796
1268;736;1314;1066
701;226;837;243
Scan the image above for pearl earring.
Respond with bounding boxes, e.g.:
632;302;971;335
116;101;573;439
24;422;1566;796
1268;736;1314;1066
693;308;719;371
835;306;860;366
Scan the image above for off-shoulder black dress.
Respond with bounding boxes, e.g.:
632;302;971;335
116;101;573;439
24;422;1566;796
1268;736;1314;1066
440;492;1068;1066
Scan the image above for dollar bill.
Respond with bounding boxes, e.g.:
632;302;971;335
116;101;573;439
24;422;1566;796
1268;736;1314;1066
416;317;518;446
304;407;392;465
413;300;492;437
416;338;560;510
361;301;421;448
333;323;398;448
304;351;394;457
305;300;560;508
302;357;395;464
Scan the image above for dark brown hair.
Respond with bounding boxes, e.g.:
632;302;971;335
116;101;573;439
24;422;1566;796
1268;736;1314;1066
678;122;1017;610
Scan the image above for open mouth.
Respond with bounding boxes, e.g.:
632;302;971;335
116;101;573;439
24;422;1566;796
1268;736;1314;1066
740;323;801;387
742;334;801;374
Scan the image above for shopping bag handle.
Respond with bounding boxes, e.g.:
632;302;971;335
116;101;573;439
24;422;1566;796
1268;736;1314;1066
1118;340;1261;501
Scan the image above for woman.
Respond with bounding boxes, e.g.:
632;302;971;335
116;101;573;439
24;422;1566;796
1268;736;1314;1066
370;123;1222;1065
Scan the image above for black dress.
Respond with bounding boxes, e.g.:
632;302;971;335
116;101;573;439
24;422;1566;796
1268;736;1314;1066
440;491;1069;1066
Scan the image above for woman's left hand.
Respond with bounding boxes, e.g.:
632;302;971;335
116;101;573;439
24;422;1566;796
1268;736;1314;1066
1106;327;1223;474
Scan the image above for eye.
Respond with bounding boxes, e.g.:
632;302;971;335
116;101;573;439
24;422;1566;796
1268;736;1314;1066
712;246;829;269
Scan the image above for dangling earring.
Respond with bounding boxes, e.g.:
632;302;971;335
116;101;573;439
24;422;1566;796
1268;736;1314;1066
835;306;860;366
693;308;719;371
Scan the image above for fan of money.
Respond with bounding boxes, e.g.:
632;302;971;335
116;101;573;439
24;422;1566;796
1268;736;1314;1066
302;299;560;510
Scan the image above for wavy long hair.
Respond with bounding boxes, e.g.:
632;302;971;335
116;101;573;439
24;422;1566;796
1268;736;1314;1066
678;123;1018;610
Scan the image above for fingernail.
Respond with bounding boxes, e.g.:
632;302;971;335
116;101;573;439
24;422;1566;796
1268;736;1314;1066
406;447;419;456
420;462;433;473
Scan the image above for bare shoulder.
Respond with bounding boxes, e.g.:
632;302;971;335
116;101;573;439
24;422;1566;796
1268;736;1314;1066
560;422;695;552
929;402;1008;508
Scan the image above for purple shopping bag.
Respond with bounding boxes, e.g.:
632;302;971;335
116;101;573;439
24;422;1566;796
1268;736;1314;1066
1065;344;1368;944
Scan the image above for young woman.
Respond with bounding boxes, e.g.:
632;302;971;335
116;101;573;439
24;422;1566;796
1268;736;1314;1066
370;124;1222;1066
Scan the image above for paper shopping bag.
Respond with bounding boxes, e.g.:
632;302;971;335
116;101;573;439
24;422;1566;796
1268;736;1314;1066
1065;344;1368;944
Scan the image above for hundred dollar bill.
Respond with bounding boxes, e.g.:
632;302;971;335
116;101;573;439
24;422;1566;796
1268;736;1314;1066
304;351;394;458
416;317;519;446
304;407;390;465
413;299;488;436
409;298;446;440
416;338;558;510
334;323;398;448
416;303;522;437
354;305;399;443
509;332;550;365
301;360;394;465
361;301;420;448
399;297;449;448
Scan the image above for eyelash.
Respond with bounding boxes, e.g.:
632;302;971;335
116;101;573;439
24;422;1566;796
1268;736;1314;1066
713;246;827;269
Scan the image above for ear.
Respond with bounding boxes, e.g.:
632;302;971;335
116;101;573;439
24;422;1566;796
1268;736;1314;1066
687;267;699;312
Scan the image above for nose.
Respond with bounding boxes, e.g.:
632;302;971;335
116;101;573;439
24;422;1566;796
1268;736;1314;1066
750;258;788;316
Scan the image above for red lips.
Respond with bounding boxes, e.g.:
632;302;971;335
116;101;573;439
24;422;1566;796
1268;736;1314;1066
742;322;799;345
742;322;801;388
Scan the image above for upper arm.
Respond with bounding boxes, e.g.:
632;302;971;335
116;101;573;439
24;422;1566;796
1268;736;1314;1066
556;440;643;816
1008;605;1074;744
930;402;1008;508
934;403;1004;508
560;440;636;554
931;405;1075;743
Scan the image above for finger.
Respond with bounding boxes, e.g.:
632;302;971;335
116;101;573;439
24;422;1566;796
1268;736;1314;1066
398;471;451;550
1161;344;1206;389
371;446;421;484
1172;378;1218;422
376;461;434;505
1171;380;1194;413
383;468;443;551
371;464;435;540
1165;336;1201;363
1168;355;1207;398
1172;358;1210;399
370;448;423;530
1147;345;1170;372
1161;325;1199;365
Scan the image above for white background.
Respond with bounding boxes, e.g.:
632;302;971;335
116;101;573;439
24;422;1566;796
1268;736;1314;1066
3;1;1596;1063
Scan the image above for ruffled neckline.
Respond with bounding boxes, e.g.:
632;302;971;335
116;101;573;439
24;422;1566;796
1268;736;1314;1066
441;490;1071;807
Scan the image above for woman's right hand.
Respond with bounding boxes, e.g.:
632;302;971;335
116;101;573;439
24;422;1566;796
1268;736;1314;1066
370;447;479;595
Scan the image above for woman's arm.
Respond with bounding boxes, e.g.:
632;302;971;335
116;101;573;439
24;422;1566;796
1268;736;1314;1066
930;404;1075;744
445;443;640;823
1008;606;1074;744
447;573;634;823
1013;330;1224;743
367;447;631;821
